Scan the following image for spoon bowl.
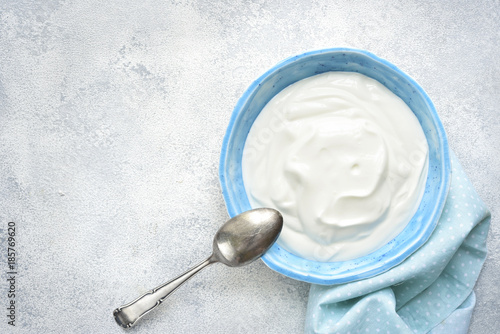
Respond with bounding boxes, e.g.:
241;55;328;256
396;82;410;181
213;208;283;267
113;208;283;328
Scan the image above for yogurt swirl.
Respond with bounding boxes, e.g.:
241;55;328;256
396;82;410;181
242;72;428;262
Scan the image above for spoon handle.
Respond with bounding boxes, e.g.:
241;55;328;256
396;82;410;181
113;257;213;328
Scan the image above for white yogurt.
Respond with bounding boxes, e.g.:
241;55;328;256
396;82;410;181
242;72;428;262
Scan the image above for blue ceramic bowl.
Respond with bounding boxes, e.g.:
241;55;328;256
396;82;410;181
219;48;451;285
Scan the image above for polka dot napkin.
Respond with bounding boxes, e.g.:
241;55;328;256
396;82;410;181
304;151;491;334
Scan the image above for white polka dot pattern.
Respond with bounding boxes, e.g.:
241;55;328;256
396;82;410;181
305;151;490;334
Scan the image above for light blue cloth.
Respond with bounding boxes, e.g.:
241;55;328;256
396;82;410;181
305;151;490;334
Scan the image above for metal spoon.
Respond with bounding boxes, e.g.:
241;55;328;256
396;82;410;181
113;208;283;328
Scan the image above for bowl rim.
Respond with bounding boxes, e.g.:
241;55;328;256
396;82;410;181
219;47;451;285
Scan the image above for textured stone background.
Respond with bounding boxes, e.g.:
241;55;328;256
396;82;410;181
0;0;498;333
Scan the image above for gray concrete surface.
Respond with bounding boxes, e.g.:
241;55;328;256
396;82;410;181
0;0;498;333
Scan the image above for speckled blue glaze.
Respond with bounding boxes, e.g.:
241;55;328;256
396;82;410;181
219;48;451;285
